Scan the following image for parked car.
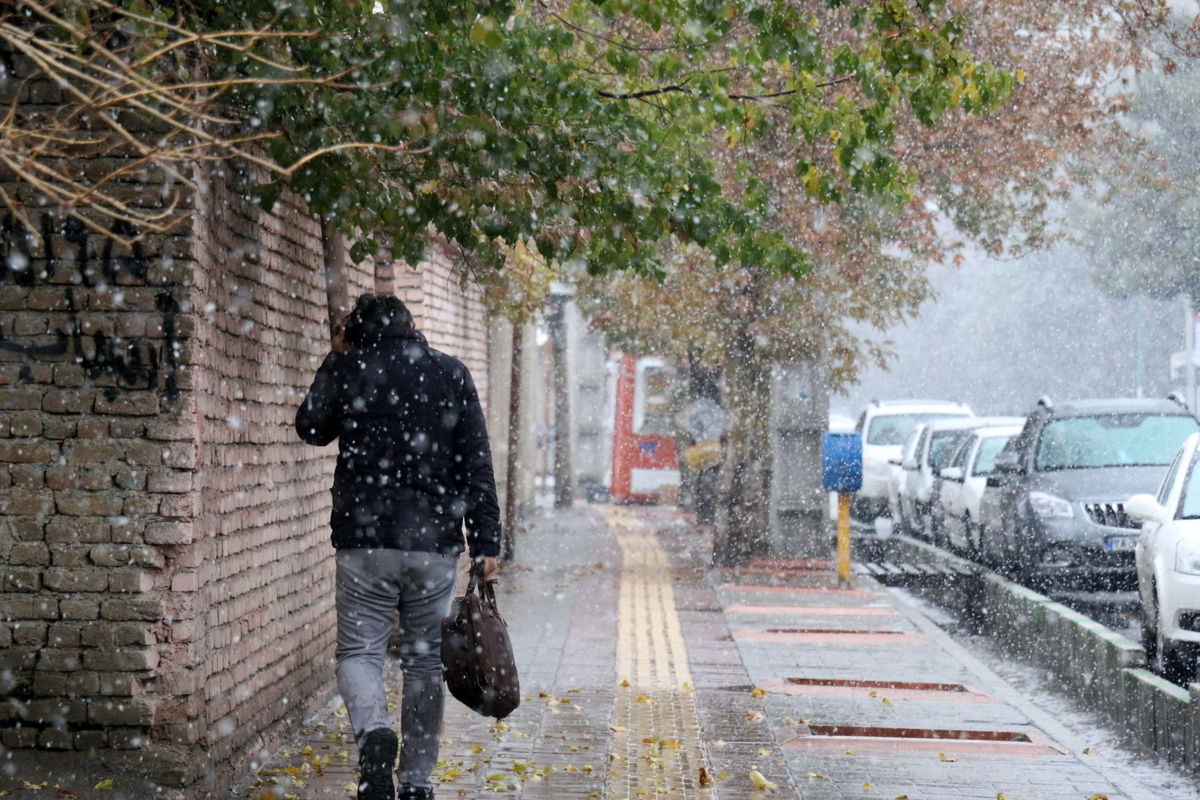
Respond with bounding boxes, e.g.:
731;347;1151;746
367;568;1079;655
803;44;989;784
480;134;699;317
983;397;1200;590
853;399;973;523
937;424;1024;555
898;417;989;539
888;426;925;534
1126;432;1200;683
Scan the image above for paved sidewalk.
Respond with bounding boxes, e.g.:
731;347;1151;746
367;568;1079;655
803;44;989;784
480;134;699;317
238;504;1175;800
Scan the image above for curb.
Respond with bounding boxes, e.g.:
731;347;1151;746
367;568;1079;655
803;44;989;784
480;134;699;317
881;534;1198;772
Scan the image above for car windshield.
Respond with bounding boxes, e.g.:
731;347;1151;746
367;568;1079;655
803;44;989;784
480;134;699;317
1035;414;1199;471
973;436;1012;475
866;413;965;446
928;431;968;469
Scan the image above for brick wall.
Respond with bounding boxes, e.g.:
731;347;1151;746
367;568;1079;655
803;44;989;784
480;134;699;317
391;240;489;416
2;107;493;800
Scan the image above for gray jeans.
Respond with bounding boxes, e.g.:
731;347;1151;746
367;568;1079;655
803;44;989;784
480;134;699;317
335;548;457;789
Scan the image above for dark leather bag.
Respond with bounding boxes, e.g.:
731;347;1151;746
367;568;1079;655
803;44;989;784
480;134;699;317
441;562;520;719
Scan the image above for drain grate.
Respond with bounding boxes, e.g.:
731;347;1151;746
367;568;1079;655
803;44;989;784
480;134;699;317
809;725;1029;741
765;628;907;635
783;724;1066;756
725;604;899;617
757;676;994;703
787;678;967;692
733;627;926;645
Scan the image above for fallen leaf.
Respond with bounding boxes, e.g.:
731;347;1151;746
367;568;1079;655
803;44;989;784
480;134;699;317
745;710;765;723
748;770;778;792
750;687;767;699
997;793;1008;800
619;679;631;688
938;753;958;763
862;783;873;791
54;792;76;799
1087;795;1109;800
1082;748;1093;755
698;768;712;788
93;780;115;792
807;772;826;780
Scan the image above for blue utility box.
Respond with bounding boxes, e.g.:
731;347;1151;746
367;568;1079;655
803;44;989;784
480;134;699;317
822;432;863;493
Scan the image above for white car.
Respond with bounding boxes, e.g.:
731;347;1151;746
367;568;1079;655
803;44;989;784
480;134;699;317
888;426;925;534
938;424;1023;555
1126;432;1200;683
853;400;973;523
898;416;990;538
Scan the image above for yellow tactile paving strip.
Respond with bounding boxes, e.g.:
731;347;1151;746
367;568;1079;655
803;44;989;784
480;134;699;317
599;505;713;800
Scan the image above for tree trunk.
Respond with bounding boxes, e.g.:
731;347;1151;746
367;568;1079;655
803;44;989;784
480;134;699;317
712;329;773;566
320;219;350;335
503;322;524;561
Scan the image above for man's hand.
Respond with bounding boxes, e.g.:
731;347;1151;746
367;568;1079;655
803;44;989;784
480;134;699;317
330;321;347;353
477;556;499;581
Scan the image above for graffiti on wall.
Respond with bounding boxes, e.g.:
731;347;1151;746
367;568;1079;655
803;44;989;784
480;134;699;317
0;213;181;399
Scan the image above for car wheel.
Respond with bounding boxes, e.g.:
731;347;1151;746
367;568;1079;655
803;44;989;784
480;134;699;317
1158;628;1199;684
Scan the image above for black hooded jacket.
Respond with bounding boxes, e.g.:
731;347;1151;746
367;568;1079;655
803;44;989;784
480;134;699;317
295;322;502;557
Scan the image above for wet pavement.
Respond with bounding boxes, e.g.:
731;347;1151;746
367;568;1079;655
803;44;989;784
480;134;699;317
238;504;1194;799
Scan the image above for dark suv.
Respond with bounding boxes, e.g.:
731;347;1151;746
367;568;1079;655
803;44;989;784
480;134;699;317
983;397;1200;589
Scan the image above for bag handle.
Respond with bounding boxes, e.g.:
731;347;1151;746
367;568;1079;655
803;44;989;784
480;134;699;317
466;558;498;609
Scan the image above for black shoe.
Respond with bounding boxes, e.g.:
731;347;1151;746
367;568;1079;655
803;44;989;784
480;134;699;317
397;786;433;800
358;728;398;800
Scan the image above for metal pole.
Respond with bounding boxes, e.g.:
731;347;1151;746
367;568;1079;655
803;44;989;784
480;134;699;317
837;492;852;584
1186;296;1196;412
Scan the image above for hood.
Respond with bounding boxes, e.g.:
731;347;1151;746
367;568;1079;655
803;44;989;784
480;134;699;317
1032;465;1168;503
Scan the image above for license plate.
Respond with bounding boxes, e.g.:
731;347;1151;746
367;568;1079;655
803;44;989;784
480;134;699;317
1105;536;1137;552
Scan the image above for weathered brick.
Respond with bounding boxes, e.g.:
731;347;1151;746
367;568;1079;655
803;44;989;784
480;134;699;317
89;698;155;726
12;621;46;645
0;595;58;620
22;698;87;725
58;599;99;620
144;521;193;546
123;495;159;516
100;598;162;621
8;463;45;488
158;494;194;518
94;392;159;416
2;568;41;592
88;544;130;567
108;418;148;438
41;418;75;439
9;543;49;566
2;727;39;748
109;568;154;594
74;730;107;751
107;727;146;749
112;465;145;490
128;545;165;569
26;287;71;311
43;568;109;593
82;647;158;672
95;672;134;696
46;622;82;648
161;443;196;469
38;728;76;750
50;545;91;567
123;441;163;466
56;491;125;517
36;648;82;671
9;412;42;437
45;517;108;544
146;469;192;493
63;438;123;461
0;440;58;463
44;467;79;490
41;389;94;414
0;489;54;516
0;386;45;410
53;364;86;387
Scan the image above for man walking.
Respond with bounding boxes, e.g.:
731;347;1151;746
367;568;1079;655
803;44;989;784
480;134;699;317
296;293;501;800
